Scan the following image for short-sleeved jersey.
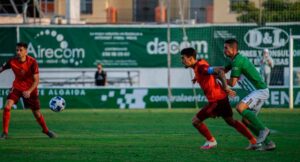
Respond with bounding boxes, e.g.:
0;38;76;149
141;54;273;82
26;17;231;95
194;59;227;102
1;56;39;91
225;53;267;92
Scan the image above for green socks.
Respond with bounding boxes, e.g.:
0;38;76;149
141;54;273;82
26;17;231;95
241;109;265;131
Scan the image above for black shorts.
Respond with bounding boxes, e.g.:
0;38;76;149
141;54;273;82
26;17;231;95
196;97;233;121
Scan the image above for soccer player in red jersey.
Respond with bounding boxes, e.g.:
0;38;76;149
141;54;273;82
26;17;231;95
180;47;256;149
0;42;56;139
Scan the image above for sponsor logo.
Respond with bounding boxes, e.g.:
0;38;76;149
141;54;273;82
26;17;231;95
27;29;85;66
146;37;208;55
244;27;289;50
47;89;86;96
149;94;207;102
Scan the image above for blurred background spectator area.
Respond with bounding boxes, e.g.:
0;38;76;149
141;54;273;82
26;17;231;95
1;0;299;25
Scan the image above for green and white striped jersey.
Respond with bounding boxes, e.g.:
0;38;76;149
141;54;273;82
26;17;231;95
225;53;267;92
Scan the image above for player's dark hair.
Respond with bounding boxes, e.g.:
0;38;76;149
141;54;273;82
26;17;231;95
16;42;28;49
180;47;196;59
225;38;238;48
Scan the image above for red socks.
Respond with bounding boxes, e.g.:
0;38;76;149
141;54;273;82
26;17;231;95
233;121;256;144
3;108;49;135
35;115;49;133
195;123;214;141
2;107;11;134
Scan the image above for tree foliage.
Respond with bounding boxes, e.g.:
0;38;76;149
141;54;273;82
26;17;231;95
232;0;300;24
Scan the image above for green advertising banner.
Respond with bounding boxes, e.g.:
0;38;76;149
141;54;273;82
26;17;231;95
19;25;300;68
212;25;300;67
0;88;299;109
0;27;17;64
19;26;214;68
19;27;172;67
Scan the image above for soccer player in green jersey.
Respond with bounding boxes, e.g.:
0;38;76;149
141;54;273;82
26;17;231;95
222;39;275;151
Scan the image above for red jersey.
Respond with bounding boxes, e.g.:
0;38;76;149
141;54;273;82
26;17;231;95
2;56;39;91
194;59;227;102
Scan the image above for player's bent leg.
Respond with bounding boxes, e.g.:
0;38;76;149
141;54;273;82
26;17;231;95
0;99;15;139
192;116;213;141
31;109;56;138
224;117;255;141
192;116;217;149
237;102;270;146
244;99;271;144
242;118;274;150
237;102;266;131
242;118;272;145
242;118;259;136
32;110;48;132
223;117;256;146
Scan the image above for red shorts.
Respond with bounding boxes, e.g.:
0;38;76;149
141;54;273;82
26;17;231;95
7;88;40;110
196;97;233;121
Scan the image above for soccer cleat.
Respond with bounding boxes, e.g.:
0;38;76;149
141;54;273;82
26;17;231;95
245;143;262;150
200;139;217;150
256;141;276;151
264;141;276;151
256;128;270;144
0;133;8;140
43;130;57;138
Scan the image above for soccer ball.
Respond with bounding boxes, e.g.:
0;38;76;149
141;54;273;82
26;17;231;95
49;96;66;112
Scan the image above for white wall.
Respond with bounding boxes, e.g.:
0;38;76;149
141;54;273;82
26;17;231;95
139;68;195;88
0;70;14;88
0;68;197;88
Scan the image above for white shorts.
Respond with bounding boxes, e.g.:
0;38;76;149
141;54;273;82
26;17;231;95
241;88;269;115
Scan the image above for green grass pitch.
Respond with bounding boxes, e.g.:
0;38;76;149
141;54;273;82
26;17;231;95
0;108;299;162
